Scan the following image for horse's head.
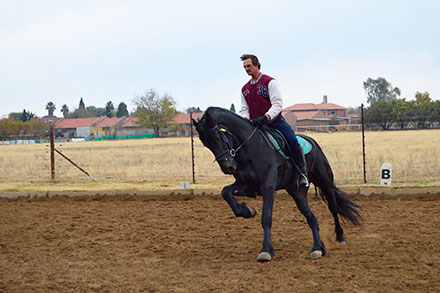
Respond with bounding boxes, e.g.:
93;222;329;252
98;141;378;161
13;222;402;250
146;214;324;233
193;108;239;175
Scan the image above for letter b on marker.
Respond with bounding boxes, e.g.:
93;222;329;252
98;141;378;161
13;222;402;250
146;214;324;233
380;163;392;186
382;169;391;179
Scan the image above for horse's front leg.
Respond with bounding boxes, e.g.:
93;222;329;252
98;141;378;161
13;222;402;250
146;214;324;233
221;184;257;219
257;183;276;262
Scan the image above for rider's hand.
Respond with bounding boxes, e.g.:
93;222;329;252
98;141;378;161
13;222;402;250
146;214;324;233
251;116;268;128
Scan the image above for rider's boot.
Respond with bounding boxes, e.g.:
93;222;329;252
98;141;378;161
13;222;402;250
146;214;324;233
291;145;309;188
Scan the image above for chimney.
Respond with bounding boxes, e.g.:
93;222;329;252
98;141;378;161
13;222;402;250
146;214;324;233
322;95;328;104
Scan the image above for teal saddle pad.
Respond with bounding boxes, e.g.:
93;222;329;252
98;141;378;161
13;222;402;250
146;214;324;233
297;136;312;155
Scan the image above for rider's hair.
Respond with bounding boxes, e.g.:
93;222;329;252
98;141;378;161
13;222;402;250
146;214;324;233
240;54;261;69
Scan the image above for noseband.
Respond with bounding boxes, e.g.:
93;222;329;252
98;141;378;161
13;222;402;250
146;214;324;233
213;125;258;162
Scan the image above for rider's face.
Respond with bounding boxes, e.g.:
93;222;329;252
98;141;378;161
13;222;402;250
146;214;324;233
243;59;259;77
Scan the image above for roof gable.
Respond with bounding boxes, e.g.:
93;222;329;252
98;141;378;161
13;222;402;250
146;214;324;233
293;111;320;120
122;117;139;127
95;117;125;127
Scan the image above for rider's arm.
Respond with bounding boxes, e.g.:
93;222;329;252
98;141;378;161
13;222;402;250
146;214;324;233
239;92;250;119
265;79;283;120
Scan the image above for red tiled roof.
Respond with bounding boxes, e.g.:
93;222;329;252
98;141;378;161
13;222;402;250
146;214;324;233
122;117;140;127
293;111;320;120
95;117;125;128
55;117;101;129
284;103;347;111
172;112;204;124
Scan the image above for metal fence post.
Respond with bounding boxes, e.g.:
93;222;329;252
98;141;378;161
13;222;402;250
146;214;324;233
361;104;367;183
190;113;196;183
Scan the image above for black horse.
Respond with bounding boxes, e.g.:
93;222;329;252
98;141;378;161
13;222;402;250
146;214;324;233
193;107;361;262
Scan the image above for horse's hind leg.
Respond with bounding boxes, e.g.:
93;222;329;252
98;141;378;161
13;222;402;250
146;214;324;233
287;187;326;258
321;187;345;245
321;186;345;244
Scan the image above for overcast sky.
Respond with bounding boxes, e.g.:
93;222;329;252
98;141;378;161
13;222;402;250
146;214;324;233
1;0;439;118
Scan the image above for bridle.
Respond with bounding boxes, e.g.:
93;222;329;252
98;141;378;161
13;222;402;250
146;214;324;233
212;125;258;162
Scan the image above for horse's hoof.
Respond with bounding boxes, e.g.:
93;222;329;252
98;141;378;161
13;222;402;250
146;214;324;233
257;252;272;262
338;241;346;246
310;250;322;259
248;206;257;218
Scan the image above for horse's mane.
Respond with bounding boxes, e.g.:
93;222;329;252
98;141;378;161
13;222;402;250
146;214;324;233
202;107;250;128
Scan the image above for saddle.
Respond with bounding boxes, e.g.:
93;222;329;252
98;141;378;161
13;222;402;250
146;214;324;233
263;128;312;159
262;128;313;189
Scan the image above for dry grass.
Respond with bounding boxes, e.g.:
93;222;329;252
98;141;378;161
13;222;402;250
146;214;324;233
0;129;439;192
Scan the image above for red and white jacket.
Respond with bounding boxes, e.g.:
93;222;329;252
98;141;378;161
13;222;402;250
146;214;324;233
239;73;283;121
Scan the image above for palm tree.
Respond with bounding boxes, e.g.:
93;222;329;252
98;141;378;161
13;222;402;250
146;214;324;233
61;104;69;118
46;102;56;117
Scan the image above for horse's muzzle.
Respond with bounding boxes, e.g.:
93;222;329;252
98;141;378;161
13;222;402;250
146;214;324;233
220;162;237;175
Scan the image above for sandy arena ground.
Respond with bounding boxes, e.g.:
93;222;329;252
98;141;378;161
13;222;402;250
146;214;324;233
1;192;439;292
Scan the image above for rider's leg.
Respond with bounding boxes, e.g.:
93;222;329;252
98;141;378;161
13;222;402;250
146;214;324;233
268;115;309;188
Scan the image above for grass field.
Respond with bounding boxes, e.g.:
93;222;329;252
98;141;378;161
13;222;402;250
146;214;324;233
0;129;439;192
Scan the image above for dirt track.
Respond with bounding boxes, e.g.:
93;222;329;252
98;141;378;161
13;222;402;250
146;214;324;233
1;193;439;292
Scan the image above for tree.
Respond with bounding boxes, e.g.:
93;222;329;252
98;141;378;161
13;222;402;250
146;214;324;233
29;119;48;137
391;99;413;129
328;117;340;131
20;109;35;122
8;112;23;121
364;100;394;130
429;100;440;123
230;103;236;113
68;98;89;118
116;102;129;117
412;92;433;128
133;89;177;137
46;102;56;117
77;97;87;118
105;101;115;118
85;106;106;117
415;91;431;104
0;119;22;138
21;110;28;122
186;107;202;113
0;119;11;140
363;77;401;104
61;104;69;118
414;99;433;129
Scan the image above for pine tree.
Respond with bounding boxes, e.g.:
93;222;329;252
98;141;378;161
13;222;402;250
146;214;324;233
116;102;129;117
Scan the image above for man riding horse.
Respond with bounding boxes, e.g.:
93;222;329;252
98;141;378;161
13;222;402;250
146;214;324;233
239;54;309;188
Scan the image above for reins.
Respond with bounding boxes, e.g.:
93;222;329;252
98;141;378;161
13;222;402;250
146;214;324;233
213;126;258;162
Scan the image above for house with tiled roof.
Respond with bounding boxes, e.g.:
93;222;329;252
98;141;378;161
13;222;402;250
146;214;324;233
282;96;359;131
55;117;104;138
53;111;205;138
166;112;204;136
116;117;156;137
94;117;126;137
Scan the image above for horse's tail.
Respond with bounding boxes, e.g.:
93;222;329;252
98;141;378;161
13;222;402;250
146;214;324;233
321;186;362;226
302;134;362;226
